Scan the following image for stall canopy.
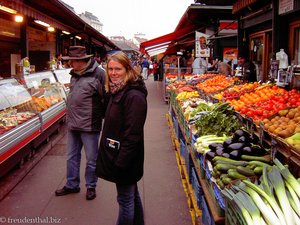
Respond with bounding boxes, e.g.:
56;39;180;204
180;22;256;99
140;4;236;57
140;25;198;57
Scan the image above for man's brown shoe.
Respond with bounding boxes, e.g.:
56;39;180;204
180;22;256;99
55;186;80;196
86;188;96;200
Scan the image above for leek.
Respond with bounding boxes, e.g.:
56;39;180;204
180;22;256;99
240;184;281;225
260;217;267;225
268;167;295;225
292;211;300;225
243;180;287;225
285;182;300;217
233;193;254;225
237;191;261;225
273;158;300;198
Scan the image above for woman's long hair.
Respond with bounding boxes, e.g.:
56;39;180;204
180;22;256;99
105;51;141;92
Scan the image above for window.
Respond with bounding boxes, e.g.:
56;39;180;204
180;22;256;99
289;21;300;65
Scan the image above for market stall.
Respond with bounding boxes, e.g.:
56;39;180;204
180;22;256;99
166;73;300;225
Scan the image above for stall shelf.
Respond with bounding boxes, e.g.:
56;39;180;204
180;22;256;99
169;102;225;225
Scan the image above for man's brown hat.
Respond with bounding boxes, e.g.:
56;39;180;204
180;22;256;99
61;46;93;60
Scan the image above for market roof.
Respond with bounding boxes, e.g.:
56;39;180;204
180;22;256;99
0;0;119;51
140;3;236;56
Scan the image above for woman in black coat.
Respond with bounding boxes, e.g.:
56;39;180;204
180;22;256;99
96;51;147;225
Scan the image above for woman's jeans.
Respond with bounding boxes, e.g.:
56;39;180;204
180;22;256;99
116;183;144;225
66;129;100;189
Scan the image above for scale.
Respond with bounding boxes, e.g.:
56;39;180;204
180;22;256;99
276;69;289;87
290;65;300;89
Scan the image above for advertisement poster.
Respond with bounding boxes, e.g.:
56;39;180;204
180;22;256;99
223;47;238;64
195;31;210;58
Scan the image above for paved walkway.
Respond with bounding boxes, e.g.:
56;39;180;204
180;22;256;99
0;76;192;225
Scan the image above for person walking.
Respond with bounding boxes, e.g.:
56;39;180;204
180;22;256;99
96;51;147;225
55;46;106;200
141;55;149;80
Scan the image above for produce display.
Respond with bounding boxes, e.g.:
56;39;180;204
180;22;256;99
167;72;300;225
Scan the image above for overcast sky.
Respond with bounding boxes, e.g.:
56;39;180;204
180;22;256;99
62;0;193;40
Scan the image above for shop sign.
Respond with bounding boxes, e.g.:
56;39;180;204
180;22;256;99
223;48;238;64
195;31;210;58
279;0;294;15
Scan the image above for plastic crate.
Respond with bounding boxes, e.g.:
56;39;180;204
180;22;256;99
191;167;203;209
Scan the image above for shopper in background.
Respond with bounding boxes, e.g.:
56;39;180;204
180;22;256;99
141;55;149;80
152;59;159;81
237;54;257;82
96;51;147;225
55;46;106;201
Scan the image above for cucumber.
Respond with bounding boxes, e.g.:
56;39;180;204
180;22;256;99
212;156;240;163
253;166;263;175
241;155;271;163
215;163;237;172
222;177;232;185
227;169;247;180
215;160;248;167
216;179;225;189
248;161;272;168
236;166;255;176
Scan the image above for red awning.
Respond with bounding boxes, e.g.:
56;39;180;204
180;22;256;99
140;25;197;56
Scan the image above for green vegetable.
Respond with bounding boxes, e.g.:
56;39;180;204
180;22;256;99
247;161;272;168
285;182;300;217
253;166;263;175
243;180;287;225
236;166;255;176
215;163;237;172
212;156;239;163
240;183;282;225
236;190;261;225
222;177;232;185
241;155;271;163
273;158;300;198
214;160;248;166
268;167;295;225
227;169;247;180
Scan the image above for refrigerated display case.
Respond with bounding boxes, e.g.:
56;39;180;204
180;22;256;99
0;78;40;177
0;72;67;177
23;71;67;132
52;68;72;95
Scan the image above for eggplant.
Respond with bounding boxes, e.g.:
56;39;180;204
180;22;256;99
238;135;251;144
208;143;224;152
221;153;230;158
229;150;241;160
250;145;267;156
233;129;250;141
223;137;234;149
205;151;216;161
227;143;246;152
250;134;259;144
242;146;252;155
215;148;224;156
